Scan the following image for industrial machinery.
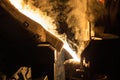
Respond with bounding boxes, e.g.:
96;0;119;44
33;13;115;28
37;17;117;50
0;0;65;80
0;0;120;80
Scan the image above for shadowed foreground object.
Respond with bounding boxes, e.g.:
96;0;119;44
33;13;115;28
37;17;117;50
0;1;65;80
81;39;120;80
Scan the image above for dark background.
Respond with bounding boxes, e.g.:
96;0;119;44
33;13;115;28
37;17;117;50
0;6;54;80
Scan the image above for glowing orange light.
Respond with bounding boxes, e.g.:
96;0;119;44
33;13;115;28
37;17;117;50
63;41;80;62
98;0;105;4
9;0;80;62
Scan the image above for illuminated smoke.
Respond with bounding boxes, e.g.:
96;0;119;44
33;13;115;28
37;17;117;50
43;0;90;58
9;0;91;61
87;0;105;23
32;0;90;57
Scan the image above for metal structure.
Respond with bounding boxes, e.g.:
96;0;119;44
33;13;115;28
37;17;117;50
0;0;65;80
0;0;120;80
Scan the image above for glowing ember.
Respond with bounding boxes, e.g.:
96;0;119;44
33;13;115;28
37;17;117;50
9;0;89;61
98;0;105;4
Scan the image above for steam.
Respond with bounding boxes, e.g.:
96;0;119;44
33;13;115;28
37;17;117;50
87;0;105;23
22;0;90;58
9;0;92;60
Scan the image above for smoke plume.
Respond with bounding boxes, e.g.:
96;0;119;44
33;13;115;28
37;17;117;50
21;0;90;57
22;0;95;57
